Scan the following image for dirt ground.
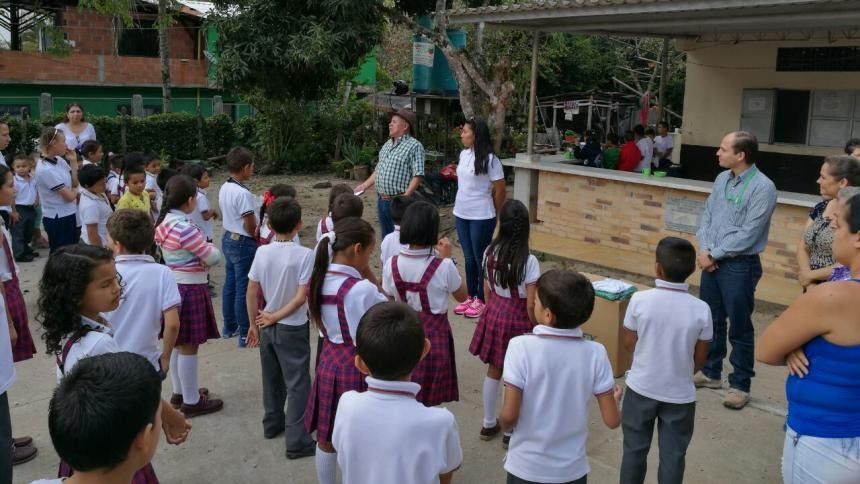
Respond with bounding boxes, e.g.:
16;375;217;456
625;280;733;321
11;172;789;483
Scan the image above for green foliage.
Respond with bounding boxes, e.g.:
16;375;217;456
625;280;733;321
537;34;624;95
341;140;377;167
0;117;40;155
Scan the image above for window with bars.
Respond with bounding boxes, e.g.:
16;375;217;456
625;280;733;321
777;47;860;72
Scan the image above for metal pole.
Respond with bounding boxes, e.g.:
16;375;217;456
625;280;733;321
10;1;20;51
587;95;593;132
657;38;670;125
526;32;540;158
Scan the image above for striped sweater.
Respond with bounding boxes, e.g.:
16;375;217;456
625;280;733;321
154;210;221;284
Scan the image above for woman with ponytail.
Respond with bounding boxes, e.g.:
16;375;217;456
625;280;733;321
154;175;224;417
304;216;387;484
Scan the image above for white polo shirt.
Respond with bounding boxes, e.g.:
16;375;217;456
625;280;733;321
35;156;76;218
333;377;462;484
503;325;615;483
189;188;215;241
0;224;17;282
453;149;505;221
623;280;713;404
636;137;654;171
55;316;120;382
655;135;674;159
382;249;461;315
0;153;8;213
483;249;540;298
248;241;313;326
106;170;121;198
104;255;182;369
219;177;257;237
315;214;334;242
320;264;387;344
14;174;37;206
379;226;407;265
78;190;112;247
0;289;15;395
259;218;300;245
145;171;162;212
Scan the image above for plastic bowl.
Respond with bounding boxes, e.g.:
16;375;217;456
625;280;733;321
653;171;668;178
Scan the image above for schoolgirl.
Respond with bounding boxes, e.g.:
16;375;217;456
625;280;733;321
316;184;353;242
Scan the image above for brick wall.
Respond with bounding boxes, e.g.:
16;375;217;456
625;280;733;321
534;171;808;284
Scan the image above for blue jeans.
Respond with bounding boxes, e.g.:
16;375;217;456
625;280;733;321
699;255;762;393
783;426;860;483
221;232;257;337
377;195;394;239
455;216;497;301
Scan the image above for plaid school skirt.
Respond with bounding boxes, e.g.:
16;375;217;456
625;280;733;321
176;283;220;346
4;279;36;362
60;461;158;483
412;312;458;407
305;339;366;444
469;293;532;369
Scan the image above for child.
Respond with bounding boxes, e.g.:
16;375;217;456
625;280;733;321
181;163;218;243
143;152;162;217
379;195;413;266
116;163;151;215
602;133;621;170
79;139;103;167
78;165;113;247
469;199;539;444
305;217;387;484
618;131;641;172
331;193;363;222
316;183;353;243
257;184;299;246
244;197;316;459
333;302;463;484
31;352;163;484
620;237;712;484
155;175;224;417
0;262;21;481
34;127;80;253
36;244;191;483
106;154;124;205
500;269;622;484
382;201;466;406
11;154;38;261
218;147;258;345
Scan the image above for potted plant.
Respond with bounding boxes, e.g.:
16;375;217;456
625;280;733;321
342;141;375;182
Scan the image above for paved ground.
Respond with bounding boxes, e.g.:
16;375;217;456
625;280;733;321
11;173;788;483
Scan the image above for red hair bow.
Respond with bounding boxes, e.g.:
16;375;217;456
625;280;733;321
263;191;276;207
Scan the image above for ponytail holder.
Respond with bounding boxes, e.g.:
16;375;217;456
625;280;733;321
262;190;276;207
323;231;337;249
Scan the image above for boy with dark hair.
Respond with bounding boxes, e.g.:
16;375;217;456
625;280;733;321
11;153;38;261
330;193;364;224
333;302;462;484
77;164;112;247
500;269;622;484
116;163;151;214
245;197;316;459
620;236;712;484
79;140;103;166
219;147;258;346
31;352;163;484
105;154;123;205
142;152;162;217
379;195;413;264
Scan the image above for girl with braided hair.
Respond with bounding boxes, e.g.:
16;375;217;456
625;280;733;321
469;199;540;447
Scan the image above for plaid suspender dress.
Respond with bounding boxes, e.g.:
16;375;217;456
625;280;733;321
1;227;36;361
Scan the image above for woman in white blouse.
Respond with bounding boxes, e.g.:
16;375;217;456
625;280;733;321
55;103;97;152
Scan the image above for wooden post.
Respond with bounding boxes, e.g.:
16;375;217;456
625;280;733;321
120;106;129;153
526;32;540;158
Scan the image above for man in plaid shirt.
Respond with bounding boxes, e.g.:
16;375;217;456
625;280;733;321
356;108;424;238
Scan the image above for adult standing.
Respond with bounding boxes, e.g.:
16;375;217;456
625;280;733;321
55;103;97;153
355;108;424;238
452;117;506;319
796;156;860;289
34;127;80;253
0;122;16;228
633;125;653;172
654;121;674;170
756;188;860;483
693;131;777;410
845;138;860;159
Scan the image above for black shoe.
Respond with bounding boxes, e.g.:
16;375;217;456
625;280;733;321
286;441;317;460
264;428;285;439
480;421;502;441
14;253;34;263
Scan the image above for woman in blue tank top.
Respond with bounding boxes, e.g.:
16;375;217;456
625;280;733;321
757;186;860;484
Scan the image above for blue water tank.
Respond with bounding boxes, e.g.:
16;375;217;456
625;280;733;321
433;29;467;96
411;16;467;96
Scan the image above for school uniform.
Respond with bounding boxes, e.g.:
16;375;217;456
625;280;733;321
0;279;16;483
254;221;300;313
503;325;615;483
0;222;35;362
248;240;315;450
11;174;37;257
116;191;151;213
104;255;182;370
620;280;713;484
469;249;540;369
106;170;121;199
155;211;222;345
382;249;461;406
315;215;333;242
145;171;162;215
304;264;387;444
54;316;159;484
188;188;215;242
333;376;463;484
379;225;407;266
34;156;78;252
218;177;259;338
78;189;112;247
0;154;10;226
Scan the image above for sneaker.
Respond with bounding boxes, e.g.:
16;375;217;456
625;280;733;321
502;434;511;450
463;298;485;319
13;436;32;448
169;388;210;409
221;327;237;339
286;441;317;460
693;371;722;389
12;443;37;466
723;389;750;410
454;296;473;315
238;336;247;348
480;421;501;441
181;394;224;418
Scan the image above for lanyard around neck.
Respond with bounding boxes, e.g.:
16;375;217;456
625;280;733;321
724;166;758;206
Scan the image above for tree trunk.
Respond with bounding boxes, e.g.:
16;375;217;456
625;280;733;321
158;0;172;113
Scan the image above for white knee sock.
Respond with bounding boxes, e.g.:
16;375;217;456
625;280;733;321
169;351;181;395
177;354;200;405
315;448;337;484
483;376;501;428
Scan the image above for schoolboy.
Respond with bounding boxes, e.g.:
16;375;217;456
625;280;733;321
143;152;162;214
30;352;163;484
79;140;103;166
316;183;353;242
620;237;712;484
245;197;316;459
181;163;217;242
116;163;151;214
333;302;462;484
379;195;413;265
330;193;363;223
105;154;124;205
500;269;622;484
218;147;258;346
77;165;113;247
11;154;38;261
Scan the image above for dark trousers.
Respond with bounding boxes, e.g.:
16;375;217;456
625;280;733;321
507;472;586;484
0;392;11;484
376;195;395;239
221;232;257;337
620;388;696;484
42;213;78;254
455;216;497;300
260;322;314;451
11;205;36;256
699;255;762;393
